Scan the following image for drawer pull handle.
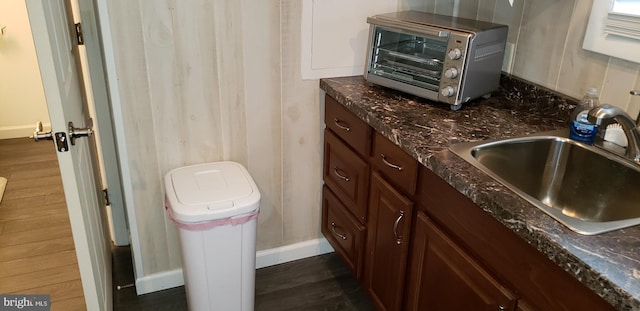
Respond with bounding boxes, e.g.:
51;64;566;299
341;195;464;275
393;211;405;245
331;222;348;240
333;167;350;182
334;118;351;132
380;153;403;171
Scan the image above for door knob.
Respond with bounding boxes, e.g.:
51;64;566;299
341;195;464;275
68;121;93;145
30;121;53;141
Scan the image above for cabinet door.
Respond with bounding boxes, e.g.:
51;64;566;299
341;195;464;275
405;212;517;311
416;166;616;311
364;172;413;311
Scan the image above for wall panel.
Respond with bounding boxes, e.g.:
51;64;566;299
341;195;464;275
106;0;171;275
281;0;323;244
556;0;609;99
512;0;576;89
601;58;640;111
242;0;284;250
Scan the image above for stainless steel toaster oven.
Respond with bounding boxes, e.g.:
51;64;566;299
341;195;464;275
364;11;508;110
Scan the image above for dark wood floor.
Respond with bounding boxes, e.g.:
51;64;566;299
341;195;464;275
113;246;375;311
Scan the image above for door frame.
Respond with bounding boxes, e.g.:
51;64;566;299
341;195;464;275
70;0;145;287
72;0;129;247
90;0;145;282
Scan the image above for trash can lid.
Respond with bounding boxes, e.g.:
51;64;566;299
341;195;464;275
164;161;260;223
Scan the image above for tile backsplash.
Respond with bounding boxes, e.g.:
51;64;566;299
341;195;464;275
399;0;640;118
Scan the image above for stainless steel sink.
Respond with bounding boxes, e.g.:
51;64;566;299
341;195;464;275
449;130;640;235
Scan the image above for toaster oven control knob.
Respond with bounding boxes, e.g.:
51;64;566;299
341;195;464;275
444;68;459;79
448;48;462;60
441;86;456;97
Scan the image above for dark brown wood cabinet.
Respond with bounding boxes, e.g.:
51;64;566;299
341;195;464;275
363;172;413;311
515;300;537;311
321;95;372;279
321;93;616;311
362;131;419;311
322;93;418;309
370;132;418;196
405;211;517;311
321;186;366;279
416;166;616;311
324;95;371;157
323;129;369;223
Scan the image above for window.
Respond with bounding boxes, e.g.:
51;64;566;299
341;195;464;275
583;0;640;63
605;0;640;40
611;0;640;14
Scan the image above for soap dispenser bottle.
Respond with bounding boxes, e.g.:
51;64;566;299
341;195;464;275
569;87;600;144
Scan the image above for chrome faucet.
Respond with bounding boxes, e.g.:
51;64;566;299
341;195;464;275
587;103;640;164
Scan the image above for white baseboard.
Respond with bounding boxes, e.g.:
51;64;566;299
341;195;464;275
0;123;51;140
134;268;184;295
133;238;334;295
255;237;334;269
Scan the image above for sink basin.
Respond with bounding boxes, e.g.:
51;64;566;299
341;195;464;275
449;130;640;235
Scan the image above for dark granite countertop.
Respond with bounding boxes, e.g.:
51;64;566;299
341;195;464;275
320;76;640;311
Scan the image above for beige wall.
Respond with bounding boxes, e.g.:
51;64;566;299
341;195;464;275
106;0;322;277
0;0;50;139
106;0;640;280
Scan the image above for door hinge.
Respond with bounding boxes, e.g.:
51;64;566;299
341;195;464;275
74;23;84;45
103;188;110;206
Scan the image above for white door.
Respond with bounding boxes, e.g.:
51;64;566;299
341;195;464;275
26;1;112;310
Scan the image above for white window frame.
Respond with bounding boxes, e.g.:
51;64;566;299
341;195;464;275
583;0;640;64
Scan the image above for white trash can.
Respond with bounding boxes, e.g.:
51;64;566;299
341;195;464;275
164;161;260;311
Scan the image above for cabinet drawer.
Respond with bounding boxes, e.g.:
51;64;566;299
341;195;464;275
325;95;371;157
322;186;366;279
370;132;418;195
324;129;369;223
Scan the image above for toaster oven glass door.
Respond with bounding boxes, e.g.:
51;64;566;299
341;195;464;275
368;26;447;92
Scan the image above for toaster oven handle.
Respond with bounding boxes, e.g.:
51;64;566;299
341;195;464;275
367;17;450;38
